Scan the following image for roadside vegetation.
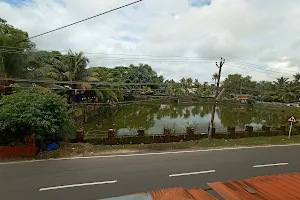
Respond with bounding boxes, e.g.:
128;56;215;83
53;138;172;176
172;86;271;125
1;18;300;104
27;135;300;160
1;18;300;155
0;91;74;147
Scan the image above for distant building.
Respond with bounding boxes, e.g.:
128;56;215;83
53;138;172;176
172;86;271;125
237;94;249;100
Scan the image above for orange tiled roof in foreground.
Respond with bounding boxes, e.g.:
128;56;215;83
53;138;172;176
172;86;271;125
208;173;300;200
151;186;217;200
105;173;300;200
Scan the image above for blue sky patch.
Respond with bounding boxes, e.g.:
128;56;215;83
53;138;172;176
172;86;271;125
189;0;211;7
2;0;31;7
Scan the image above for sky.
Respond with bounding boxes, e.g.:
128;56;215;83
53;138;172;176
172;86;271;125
1;0;300;83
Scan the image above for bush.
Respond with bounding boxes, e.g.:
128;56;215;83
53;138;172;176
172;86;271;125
0;91;75;147
247;96;256;106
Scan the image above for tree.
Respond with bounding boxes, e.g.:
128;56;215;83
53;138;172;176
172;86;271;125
0;18;7;23
194;79;201;88
35;50;98;87
294;73;300;83
212;73;218;84
280;82;297;102
222;74;258;97
0;19;35;78
180;77;186;95
0;91;74;147
186;77;193;95
201;82;212;97
89;64;164;101
274;77;289;87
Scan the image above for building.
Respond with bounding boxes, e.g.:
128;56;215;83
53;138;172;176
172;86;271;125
103;173;300;199
237;94;249;100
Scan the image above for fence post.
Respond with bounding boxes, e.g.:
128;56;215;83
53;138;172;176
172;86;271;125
137;129;145;137
186;127;195;136
164;128;172;141
108;128;116;139
76;129;85;142
245;126;253;137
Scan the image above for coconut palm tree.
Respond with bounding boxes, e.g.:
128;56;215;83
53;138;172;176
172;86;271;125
280;82;298;102
294;73;300;83
272;77;298;102
212;73;219;84
31;50;125;103
180;78;187;95
274;77;289;88
186;77;193;95
34;50;98;87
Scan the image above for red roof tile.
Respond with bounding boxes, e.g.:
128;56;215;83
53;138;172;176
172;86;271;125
208;173;300;200
107;173;300;200
151;186;217;200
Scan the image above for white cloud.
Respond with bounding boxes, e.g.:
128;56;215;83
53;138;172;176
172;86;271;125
1;0;300;82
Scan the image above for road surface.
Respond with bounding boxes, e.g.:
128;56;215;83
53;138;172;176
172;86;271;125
0;144;299;200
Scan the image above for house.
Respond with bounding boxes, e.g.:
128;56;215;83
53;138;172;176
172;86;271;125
237;94;249;100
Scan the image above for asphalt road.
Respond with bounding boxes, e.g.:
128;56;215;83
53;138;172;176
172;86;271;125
1;144;300;200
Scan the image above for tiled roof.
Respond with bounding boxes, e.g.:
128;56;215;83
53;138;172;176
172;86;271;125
151;186;217;200
208;173;300;200
104;173;300;200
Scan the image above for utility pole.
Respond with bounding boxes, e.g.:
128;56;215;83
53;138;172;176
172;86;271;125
208;57;225;140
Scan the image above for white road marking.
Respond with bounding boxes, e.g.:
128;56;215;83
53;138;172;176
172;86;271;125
39;180;117;191
253;162;289;168
1;144;299;165
169;170;215;177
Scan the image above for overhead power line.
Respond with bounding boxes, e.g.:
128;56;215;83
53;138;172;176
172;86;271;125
28;0;143;39
0;48;297;72
228;59;300;74
0;78;215;86
0;49;220;63
1;47;297;76
3;86;163;91
0;48;220;60
225;63;295;77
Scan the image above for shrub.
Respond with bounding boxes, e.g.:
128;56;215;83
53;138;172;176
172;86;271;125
0;91;75;147
247;96;256;106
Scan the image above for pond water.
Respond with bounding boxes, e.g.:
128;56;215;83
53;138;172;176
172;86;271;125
82;103;296;138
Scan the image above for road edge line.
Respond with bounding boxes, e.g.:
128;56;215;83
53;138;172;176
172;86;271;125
253;162;289;168
1;144;299;165
169;170;215;177
39;180;117;191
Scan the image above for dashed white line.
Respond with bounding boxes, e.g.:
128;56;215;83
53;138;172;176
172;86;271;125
169;170;215;177
39;180;117;191
253;162;289;168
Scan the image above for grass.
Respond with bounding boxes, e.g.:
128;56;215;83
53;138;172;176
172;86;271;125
35;135;300;159
1;135;300;163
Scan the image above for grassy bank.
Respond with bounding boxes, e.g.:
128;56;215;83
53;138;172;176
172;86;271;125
35;135;300;160
1;135;299;163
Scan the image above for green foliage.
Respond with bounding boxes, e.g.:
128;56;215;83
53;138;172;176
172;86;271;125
247;96;256;106
165;78;214;98
0;19;36;78
212;72;218;84
0;91;75;147
222;73;300;103
2;19;300;105
222;74;256;96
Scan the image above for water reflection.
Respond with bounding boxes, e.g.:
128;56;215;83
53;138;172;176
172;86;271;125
83;103;293;136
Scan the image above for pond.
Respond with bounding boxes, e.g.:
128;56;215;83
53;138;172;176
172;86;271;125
81;103;297;138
